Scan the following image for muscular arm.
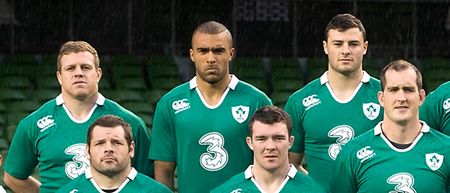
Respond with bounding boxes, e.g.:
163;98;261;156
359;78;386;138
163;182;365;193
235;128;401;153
154;161;176;190
4;172;40;193
289;152;308;175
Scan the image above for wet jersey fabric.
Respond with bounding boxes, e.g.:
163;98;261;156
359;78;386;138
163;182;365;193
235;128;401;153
331;122;450;193
56;168;172;193
285;72;383;191
149;75;272;193
420;81;450;135
4;94;153;193
211;165;326;193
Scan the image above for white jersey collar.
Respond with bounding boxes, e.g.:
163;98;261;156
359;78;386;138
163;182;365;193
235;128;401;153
189;75;239;109
86;167;138;180
56;93;105;123
374;121;430;152
374;121;430;136
320;71;370;85
56;93;106;106
86;167;138;193
244;164;298;179
244;164;298;193
189;75;239;90
320;71;370;103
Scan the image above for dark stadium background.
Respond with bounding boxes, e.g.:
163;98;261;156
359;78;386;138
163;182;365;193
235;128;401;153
0;0;449;192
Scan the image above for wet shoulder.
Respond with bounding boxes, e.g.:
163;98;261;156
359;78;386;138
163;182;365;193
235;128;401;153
427;128;450;146
235;80;270;101
290;172;326;193
287;78;322;100
158;82;190;103
55;173;87;193
341;129;376;155
102;99;146;126
211;172;246;192
427;81;450;98
366;76;381;90
134;173;173;192
19;98;58;125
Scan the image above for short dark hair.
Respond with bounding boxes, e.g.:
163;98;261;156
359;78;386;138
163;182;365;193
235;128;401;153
57;41;99;71
248;106;293;137
191;21;233;47
324;13;366;41
87;115;133;151
380;59;423;91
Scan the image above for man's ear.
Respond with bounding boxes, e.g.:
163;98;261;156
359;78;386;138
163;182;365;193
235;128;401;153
246;137;253;151
377;91;385;108
323;40;328;55
129;141;135;159
289;136;295;149
190;48;195;62
86;145;91;160
418;89;426;106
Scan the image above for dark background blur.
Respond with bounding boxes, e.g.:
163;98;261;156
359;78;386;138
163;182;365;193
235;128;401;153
1;0;449;59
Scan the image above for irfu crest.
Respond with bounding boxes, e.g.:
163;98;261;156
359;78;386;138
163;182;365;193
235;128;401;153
231;105;250;123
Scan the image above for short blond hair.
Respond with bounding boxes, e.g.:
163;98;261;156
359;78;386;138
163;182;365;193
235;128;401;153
57;41;100;71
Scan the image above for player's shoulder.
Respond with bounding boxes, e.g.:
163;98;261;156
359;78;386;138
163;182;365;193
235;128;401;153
102;98;146;126
19;98;58;124
134;173;173;192
290;172;327;193
234;79;270;101
211;172;246;192
55;173;87;193
365;75;381;89
426;126;450;143
340;128;377;158
287;78;322;99
426;81;450;99
158;82;190;103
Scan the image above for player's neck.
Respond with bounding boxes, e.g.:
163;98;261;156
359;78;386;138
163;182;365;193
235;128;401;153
381;118;422;144
327;69;363;100
62;92;98;120
252;163;290;193
91;166;131;189
196;75;231;106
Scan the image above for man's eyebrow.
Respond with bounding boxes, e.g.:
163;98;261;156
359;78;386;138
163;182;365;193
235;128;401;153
211;47;226;52
196;47;210;51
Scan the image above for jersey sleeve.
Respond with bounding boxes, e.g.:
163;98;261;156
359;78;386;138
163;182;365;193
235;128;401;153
419;92;443;133
329;144;358;193
149;99;176;162
3;119;39;178
131;117;154;177
285;95;305;153
260;93;273;107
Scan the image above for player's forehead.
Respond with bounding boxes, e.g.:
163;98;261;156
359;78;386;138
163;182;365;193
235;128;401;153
384;69;418;89
60;51;96;67
191;31;232;48
252;121;289;137
91;126;126;139
327;27;364;42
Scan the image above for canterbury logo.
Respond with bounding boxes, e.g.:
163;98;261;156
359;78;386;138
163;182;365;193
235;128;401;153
357;146;375;163
172;99;190;113
443;98;450;113
302;94;320;110
37;115;55;132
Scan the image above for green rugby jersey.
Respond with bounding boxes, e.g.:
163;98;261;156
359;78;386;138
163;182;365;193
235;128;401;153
331;122;450;193
284;72;383;191
420;81;450;135
211;165;326;193
4;94;153;193
149;76;272;193
56;168;172;193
